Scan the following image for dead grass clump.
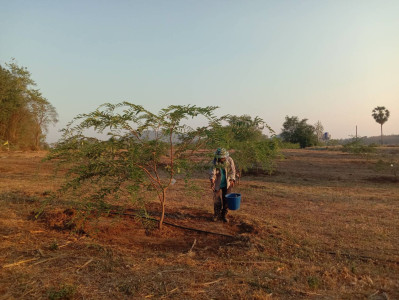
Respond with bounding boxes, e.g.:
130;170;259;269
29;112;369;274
37;208;79;231
46;284;76;300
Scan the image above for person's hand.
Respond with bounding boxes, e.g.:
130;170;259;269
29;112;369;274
229;179;235;188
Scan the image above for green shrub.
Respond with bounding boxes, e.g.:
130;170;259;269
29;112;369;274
47;284;76;300
278;141;300;149
342;138;376;154
307;276;320;289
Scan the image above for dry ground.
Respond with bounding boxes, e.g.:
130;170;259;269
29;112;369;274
0;149;398;299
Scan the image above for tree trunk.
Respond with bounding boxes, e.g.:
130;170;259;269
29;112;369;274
159;189;166;230
34;124;41;150
380;124;383;145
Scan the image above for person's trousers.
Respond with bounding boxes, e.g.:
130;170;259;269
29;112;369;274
213;186;231;217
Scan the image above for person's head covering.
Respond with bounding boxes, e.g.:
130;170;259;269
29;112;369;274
214;148;229;159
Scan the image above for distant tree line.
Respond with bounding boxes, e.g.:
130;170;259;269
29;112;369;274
280;116;321;148
0;60;58;150
339;135;399;146
1;58;392;152
279;105;394;148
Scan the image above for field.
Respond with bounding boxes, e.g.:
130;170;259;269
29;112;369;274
1;148;398;299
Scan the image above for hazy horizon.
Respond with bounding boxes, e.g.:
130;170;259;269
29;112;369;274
1;0;398;143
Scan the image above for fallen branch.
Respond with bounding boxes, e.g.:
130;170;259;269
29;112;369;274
31;254;68;266
58;241;72;249
188;239;197;253
3;258;39;268
168;287;179;294
202;278;223;286
77;258;93;270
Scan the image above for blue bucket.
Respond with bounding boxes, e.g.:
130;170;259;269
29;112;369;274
226;193;241;210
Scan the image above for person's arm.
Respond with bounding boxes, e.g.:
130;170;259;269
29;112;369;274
228;157;236;181
209;163;216;189
228;157;236;187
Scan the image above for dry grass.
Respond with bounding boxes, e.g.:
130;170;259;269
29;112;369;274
0;149;398;299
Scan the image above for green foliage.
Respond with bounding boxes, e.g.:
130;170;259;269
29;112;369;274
47;284;76;300
49;240;59;251
206;114;280;175
232;138;281;174
0;59;58;149
314;120;324;142
307;276;320;289
372;106;390;126
277;139;300;149
341;138;377;154
280;116;318;148
372;106;390;145
326;139;340;146
46;102;218;229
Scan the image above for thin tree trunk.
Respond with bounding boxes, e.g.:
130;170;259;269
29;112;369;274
381;124;383;145
34;124;41;150
159;189;166;230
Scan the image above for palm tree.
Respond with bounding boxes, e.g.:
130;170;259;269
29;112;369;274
372;106;390;145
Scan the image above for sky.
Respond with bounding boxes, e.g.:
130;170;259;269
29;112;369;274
1;0;398;142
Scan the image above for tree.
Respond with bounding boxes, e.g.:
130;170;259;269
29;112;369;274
372;106;390;145
0;59;58;149
280;116;318;148
28;90;58;149
206;114;280;175
314;121;324;143
46;102;217;230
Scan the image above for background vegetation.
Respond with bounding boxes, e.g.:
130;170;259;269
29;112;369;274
206;114;281;175
0;60;58;150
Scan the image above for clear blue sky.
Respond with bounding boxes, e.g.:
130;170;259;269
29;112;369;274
1;0;398;142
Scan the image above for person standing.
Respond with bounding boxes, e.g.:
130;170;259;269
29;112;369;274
209;148;236;222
